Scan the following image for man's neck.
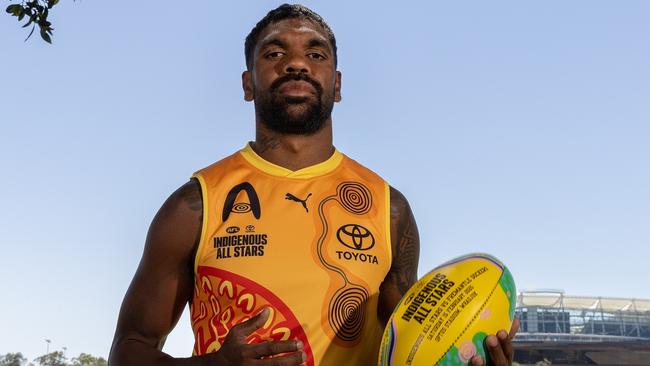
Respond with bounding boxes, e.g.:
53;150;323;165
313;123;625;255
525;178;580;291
252;122;334;171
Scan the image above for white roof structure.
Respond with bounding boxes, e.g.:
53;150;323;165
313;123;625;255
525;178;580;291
517;290;650;313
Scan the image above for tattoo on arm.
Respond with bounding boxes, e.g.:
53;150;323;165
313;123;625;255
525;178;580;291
178;179;204;276
390;188;420;295
180;180;203;222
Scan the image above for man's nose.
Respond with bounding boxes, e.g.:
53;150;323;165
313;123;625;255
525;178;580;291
283;54;310;74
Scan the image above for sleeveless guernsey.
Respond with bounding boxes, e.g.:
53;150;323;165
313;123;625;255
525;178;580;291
190;144;391;365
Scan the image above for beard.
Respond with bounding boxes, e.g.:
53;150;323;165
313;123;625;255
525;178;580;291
254;73;334;135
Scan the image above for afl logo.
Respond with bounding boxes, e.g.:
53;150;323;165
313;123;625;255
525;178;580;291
336;224;375;251
225;226;240;234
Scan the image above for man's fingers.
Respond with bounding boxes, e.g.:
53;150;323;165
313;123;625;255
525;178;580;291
246;340;304;358
217;308;307;365
254;350;306;366
485;334;508;366
230;308;270;339
470;354;484;366
498;329;513;362
509;318;520;339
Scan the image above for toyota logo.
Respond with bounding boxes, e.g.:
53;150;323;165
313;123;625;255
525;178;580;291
336;224;375;251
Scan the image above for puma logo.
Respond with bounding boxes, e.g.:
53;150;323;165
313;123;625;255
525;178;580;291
285;193;312;213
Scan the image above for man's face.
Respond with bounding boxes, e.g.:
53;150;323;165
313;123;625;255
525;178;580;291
243;18;341;135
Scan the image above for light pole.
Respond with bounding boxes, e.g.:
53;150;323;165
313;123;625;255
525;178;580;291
45;339;51;354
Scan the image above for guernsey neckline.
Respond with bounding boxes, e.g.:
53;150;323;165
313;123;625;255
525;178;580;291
239;142;343;179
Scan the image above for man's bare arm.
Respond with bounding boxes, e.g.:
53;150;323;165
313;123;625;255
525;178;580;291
109;180;204;366
109;180;305;366
378;186;420;325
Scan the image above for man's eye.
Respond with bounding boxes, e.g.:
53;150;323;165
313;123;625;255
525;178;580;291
308;53;326;60
266;51;284;58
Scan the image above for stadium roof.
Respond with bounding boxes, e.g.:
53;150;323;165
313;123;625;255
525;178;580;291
517;291;650;313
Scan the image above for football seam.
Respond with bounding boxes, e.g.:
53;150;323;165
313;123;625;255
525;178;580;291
432;276;500;365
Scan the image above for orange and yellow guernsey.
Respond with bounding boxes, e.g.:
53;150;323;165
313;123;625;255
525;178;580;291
190;143;391;365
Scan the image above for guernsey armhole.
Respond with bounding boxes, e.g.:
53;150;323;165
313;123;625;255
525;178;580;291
192;174;210;275
384;181;392;268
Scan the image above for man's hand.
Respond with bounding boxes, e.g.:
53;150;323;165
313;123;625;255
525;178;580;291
211;308;307;366
470;318;520;366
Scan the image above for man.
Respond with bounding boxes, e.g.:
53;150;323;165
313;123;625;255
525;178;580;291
109;4;518;366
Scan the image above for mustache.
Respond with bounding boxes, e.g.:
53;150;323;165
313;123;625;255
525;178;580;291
270;73;323;95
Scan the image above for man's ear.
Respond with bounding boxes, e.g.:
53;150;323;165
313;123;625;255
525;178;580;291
242;70;254;101
334;71;342;102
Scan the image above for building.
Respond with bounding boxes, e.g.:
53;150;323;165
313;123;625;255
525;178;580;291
514;290;650;365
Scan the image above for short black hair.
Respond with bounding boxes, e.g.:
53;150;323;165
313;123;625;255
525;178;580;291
244;4;337;70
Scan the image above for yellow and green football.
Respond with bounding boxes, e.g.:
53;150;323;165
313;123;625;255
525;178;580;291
378;253;516;366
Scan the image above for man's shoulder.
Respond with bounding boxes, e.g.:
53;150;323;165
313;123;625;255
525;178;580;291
339;151;389;185
192;148;244;179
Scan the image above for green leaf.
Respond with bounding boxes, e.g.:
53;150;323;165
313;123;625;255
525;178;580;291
6;4;23;16
47;0;59;9
40;27;52;43
25;24;36;41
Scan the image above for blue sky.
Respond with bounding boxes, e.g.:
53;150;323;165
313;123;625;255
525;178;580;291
1;0;649;361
